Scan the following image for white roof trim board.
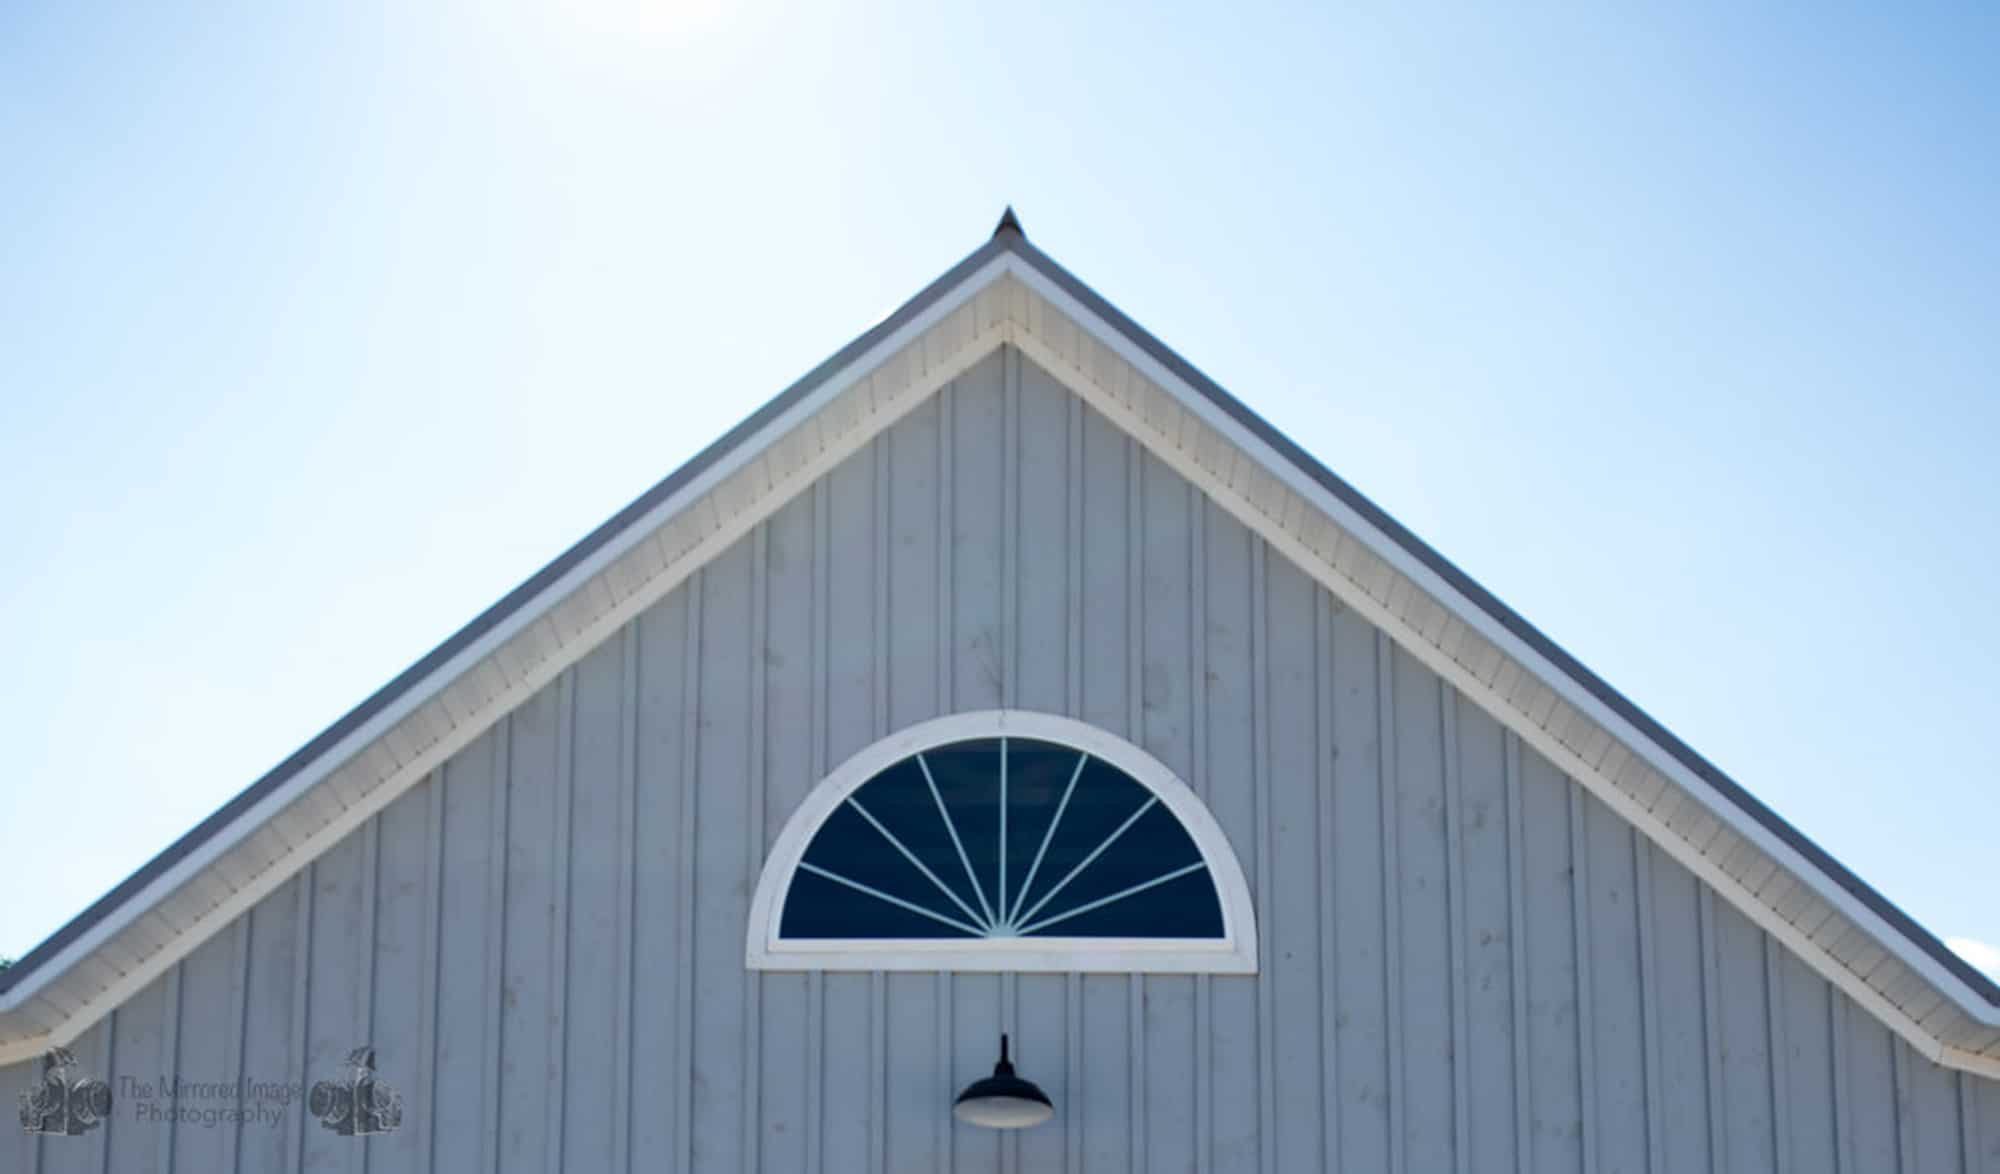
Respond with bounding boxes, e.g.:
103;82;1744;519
3;217;1995;1074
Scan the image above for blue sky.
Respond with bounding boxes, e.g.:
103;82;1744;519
2;2;1996;974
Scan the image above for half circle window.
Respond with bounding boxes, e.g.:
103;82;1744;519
746;711;1257;973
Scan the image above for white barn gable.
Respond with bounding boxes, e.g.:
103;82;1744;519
5;215;1997;1173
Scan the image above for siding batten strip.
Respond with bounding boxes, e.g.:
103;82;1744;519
1569;782;1598;1174
1065;973;1083;1174
1066;388;1084;717
941;376;956;712
1193;491;1215;1174
877;423;893;732
1003;345;1020;709
934;387;955;1174
1126;433;1140;742
1314;587;1341;1173
870;445;890;1174
358;814;379;1174
1698;884;1728;1174
1894;1038;1916;1174
999;972;1015;1174
1441;685;1472;1174
1376;628;1406;1174
939;977;955;1174
613;625;640;1174
1635;837;1666;1174
1129;972;1145;1174
544;672;576;1174
94;1012;116;1174
157;964;182;1174
1064;390;1084;1174
807;474;829;1174
223;915;250;1174
1127;436;1146;1174
478;725;510;1174
872;974;888;1174
293;868;316;1174
416;776;444;1174
1766;935;1791;1174
807;972;825;1174
676;577;704;1174
361;811;380;1029
96;1008;117;1174
1956;1071;1978;1174
1252;538;1276;1174
743;525;769;1174
1503;732;1533;1173
1831;991;1853;1174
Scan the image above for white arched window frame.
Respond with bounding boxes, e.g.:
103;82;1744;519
746;710;1259;974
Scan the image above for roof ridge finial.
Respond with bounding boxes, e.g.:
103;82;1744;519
992;205;1024;239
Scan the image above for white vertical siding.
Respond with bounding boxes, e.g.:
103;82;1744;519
4;344;1995;1173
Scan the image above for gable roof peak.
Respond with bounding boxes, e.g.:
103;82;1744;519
2;220;1995;1078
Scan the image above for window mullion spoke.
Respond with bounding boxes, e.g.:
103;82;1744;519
1013;794;1159;930
997;738;1007;934
1016;861;1208;937
917;753;998;926
1008;751;1088;929
845;797;990;931
796;861;985;937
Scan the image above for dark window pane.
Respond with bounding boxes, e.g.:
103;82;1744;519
796;801;972;929
920;739;1004;915
1023;867;1223;938
847;758;984;917
1009;758;1151;918
780;737;1229;943
781;868;976;939
1029;800;1204;912
998;738;1086;911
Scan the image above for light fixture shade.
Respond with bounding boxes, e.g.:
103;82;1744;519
952;1034;1054;1129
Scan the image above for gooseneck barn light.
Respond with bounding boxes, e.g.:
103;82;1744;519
952;1034;1054;1129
